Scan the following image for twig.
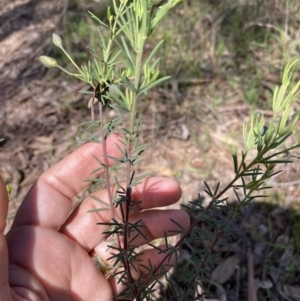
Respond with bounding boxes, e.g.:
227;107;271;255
247;250;257;301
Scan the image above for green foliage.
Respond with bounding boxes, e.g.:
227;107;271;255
39;0;300;299
6;183;12;198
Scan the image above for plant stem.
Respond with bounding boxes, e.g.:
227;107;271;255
99;103;115;215
98;102;124;256
61;48;81;72
120;23;147;299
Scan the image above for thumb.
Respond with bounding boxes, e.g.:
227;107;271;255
0;176;9;294
0;176;8;233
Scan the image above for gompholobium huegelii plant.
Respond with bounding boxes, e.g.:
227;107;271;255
173;57;300;300
40;0;184;300
39;0;300;299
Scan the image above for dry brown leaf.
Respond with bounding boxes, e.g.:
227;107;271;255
283;284;300;301
279;244;294;268
34;135;54;144
211;254;241;284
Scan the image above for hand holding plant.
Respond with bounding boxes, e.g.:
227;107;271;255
40;1;186;299
0;134;189;300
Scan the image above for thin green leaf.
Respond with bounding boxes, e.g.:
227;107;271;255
169;218;186;232
88;207;110;213
143;40;164;67
89;11;110;29
204;181;213;196
83;131;101;142
89;195;110;207
78;90;93;95
131;173;150;187
232;150;238;174
118;37;135;72
139;76;171;94
213;182;220;198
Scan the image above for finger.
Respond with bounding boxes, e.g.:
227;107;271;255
0;176;9;232
60;177;184;251
123;208;190;246
129;177;183;210
0;234;9;291
11;134;123;229
0;176;10;296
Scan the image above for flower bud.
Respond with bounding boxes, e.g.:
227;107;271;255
39;56;59;68
254;111;263;124
52;33;63;48
107;6;113;23
260;125;268;136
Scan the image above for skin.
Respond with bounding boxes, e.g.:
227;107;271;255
0;134;190;301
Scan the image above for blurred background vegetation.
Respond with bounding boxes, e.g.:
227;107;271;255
55;0;300;169
63;0;300;107
57;0;300;200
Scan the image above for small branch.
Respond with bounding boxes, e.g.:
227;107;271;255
122;186;135;289
99;102;116;219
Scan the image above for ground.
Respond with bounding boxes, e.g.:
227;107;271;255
1;1;300;300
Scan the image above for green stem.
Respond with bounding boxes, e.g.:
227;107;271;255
120;16;147;297
58;66;80;77
130;37;145;133
60;47;81;72
98;103;116;220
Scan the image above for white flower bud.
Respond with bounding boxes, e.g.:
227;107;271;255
39;56;59;68
52;33;63;48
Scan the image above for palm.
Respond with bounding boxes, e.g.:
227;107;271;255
7;225;112;301
1;135;189;300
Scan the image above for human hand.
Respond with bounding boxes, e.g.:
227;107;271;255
0;134;189;301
